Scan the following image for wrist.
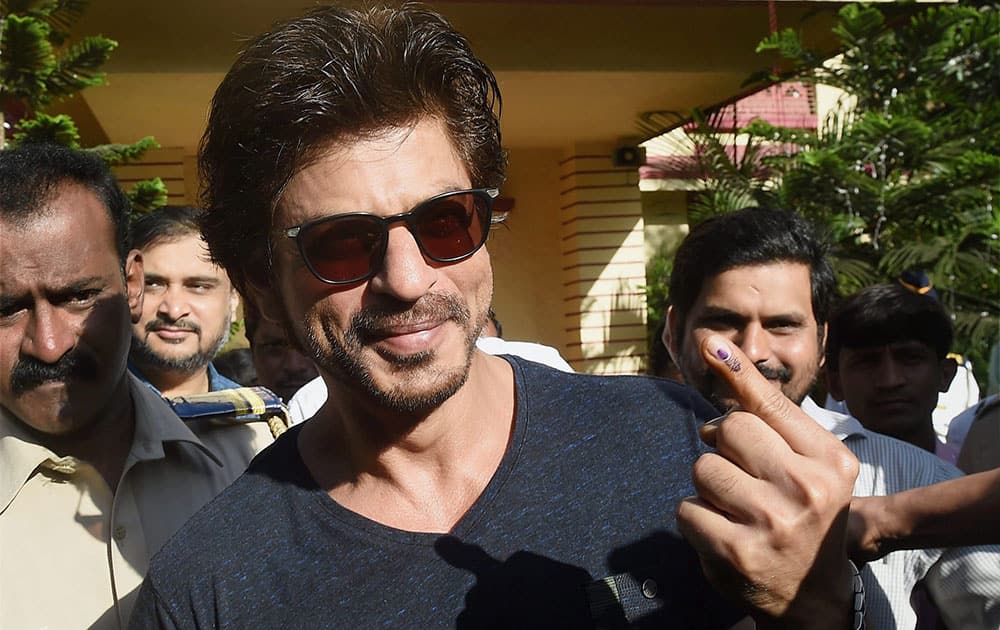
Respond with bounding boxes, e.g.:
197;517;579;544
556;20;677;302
875;493;907;555
755;560;860;630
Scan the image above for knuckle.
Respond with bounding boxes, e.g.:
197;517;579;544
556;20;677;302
799;481;833;512
787;465;841;510
759;502;796;542
691;453;718;480
692;455;739;498
713;413;740;446
753;389;788;421
726;535;766;575
832;448;861;484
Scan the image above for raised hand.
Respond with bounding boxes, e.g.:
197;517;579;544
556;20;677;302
676;335;860;629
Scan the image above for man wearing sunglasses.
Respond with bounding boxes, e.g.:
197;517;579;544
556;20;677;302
131;6;863;629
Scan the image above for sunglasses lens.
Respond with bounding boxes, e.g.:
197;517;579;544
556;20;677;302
300;215;384;283
414;192;490;261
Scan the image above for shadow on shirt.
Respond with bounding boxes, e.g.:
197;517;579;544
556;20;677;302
435;531;745;629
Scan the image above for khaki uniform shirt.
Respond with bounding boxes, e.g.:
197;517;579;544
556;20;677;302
0;375;273;630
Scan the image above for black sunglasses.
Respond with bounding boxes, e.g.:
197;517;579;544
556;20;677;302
284;188;499;285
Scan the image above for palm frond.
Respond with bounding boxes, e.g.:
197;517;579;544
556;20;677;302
44;34;116;99
9;111;79;146
0;14;55;102
87;136;159;165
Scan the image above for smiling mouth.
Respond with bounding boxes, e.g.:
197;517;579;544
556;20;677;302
149;329;197;345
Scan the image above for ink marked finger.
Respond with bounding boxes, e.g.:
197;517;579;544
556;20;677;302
700;334;833;457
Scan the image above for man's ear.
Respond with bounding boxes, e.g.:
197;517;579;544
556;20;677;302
228;287;241;323
124;249;144;323
664;305;682;364
939;356;959;393
825;365;845;402
818;323;829;369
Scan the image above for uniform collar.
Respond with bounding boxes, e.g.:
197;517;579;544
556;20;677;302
0;373;220;514
801;396;868;442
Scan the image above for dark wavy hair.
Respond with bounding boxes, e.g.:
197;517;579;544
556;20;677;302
199;4;506;295
668;207;838;349
131;205;203;250
0;142;131;266
826;283;953;368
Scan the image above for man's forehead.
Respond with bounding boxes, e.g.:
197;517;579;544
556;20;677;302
1;207;121;295
276;120;469;223
698;263;814;305
143;235;225;271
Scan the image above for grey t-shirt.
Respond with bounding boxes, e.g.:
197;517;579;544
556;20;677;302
130;357;743;628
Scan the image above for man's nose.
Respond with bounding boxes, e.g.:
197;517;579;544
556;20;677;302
21;303;77;364
156;286;191;321
874;354;906;388
367;225;437;302
735;324;771;364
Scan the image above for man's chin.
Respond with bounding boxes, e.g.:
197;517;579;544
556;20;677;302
9;400;100;438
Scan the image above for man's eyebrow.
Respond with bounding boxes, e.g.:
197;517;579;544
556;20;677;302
144;273;168;283
185;276;222;285
762;312;808;323
697;305;745;319
52;277;105;295
0;292;24;310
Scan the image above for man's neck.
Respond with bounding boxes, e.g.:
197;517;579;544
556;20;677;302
137;364;211;398
38;375;136;492
891;421;938;454
299;351;515;533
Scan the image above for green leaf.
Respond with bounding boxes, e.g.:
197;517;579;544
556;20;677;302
30;0;90;36
9;111;79;146
755;28;804;59
45;34;116;98
0;14;55;103
87;136;159;164
127;177;169;216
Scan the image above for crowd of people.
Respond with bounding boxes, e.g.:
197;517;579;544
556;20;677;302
0;4;997;630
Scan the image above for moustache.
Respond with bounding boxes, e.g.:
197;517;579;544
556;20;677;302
146;318;200;335
9;351;100;396
754;362;792;383
350;294;471;344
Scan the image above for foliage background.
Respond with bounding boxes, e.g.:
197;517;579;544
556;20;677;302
1;0;166;213
646;2;999;390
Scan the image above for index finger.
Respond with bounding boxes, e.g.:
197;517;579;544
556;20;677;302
700;334;837;457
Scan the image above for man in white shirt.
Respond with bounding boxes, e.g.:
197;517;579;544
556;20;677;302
663;207;1000;629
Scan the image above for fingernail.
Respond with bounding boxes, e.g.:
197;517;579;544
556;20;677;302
704;412;729;426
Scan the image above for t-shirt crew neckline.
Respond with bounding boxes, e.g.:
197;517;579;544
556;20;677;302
290;355;528;546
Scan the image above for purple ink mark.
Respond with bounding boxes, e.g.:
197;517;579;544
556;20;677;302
726;356;742;373
716;348;730;360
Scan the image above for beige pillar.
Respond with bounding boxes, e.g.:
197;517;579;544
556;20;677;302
559;144;647;375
